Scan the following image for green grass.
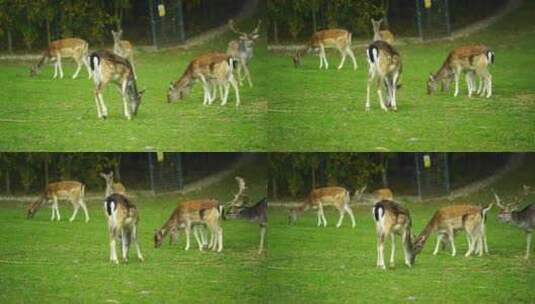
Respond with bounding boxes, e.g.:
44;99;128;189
266;156;535;303
0;27;268;151
0;160;268;303
267;1;535;151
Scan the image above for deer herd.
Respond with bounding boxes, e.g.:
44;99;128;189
28;18;496;118
26;174;267;264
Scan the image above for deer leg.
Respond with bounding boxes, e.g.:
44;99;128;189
317;209;322;227
402;231;412;267
236;62;243;86
366;67;375;111
57;56;64;79
337;48;346;70
53;59;59;79
83;55;92;79
184;225;191;251
433;234;443;255
242;63;253;88
79;199;90;223
377;78;388;112
72;58;82;79
193;225;203;251
347;47;357;70
132;225;143;261
377;233;386;270
121;231;129;262
53;197;60;221
96;88;108;119
258;224;266;254
344;204;356;228
94;88;103;118
110;231;119;264
483;226;489;254
129;55;137;80
121;81;131;120
391;72;399;111
486;74;492;98
170;229;177;245
220;83;230;106
229;76;240;107
69;204;79;222
390;234;396;267
319;204;327;227
218;227;223;252
453;71;460;97
525;232;532;259
321;46;329;69
336;207;345;228
448;230;456;256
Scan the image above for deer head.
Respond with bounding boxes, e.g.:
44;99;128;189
228;19;261;42
353;185;368;201
371;18;384;35
493;191;520;224
111;29;123;43
27;198;43;219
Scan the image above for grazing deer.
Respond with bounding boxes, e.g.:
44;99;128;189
227;19;261;87
292;29;357;70
494;192;535;259
154;199;224;252
365;40;402;112
371;18;395;45
27;181;89;223
288;186;355;228
412;205;489;258
99;172;126;197
167;53;240;107
89;50;145;120
111;29;136;79
104;193;144;264
224;177;267;254
372;200;414;269
30;38;91;79
427;45;495;98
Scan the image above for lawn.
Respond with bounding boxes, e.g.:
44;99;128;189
0;160;268;303
266;156;535;303
0;24;268;151
267;1;535;151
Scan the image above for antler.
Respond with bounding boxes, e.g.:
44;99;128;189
227;176;247;207
228;19;247;36
492;190;506;209
251;20;262;34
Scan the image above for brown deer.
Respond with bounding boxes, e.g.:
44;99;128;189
167;53;240;107
154;199;224;252
293;29;357;70
27;181;89;223
30;38;91;79
494;192;535;259
111;29;137;79
227;19;261;87
372;200;414;269
99;171;126;197
427;45;495;98
371;18;395;45
89;50;145;120
365;40;402;112
104;193;144;264
288;186;355;228
412;205;489;258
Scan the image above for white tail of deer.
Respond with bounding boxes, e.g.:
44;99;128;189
365;41;402;112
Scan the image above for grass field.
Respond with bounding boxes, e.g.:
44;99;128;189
0;26;268;151
268;1;535;151
0;160;268;303
266;156;535;303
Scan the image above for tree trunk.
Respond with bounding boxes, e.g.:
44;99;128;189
44;158;49;186
46;16;51;45
5;170;11;195
273;21;279;44
7;29;12;53
271;176;278;200
381;159;389;187
312;8;317;32
114;154;122;181
311;167;316;189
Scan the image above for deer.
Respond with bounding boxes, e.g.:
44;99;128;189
292;29;357;70
167;53;240;107
154;199;224;252
426;45;495;98
89;50;145;120
353;186;394;203
99;171;126;197
27;181;89;223
412;204;491;258
104;193;144;264
372;200;415;270
365;40;402;112
111;29;136;79
227;19;261;87
224;176;268;254
493;192;535;259
288;186;355;228
30;38;91;79
371;18;395;45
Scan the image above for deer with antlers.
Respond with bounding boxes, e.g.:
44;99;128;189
30;38;91;79
293;29;357;70
371;18;395;45
493;191;535;259
89;50;145;120
227;20;261;87
112;29;137;79
365;40;402;112
100;171;126;197
167;53;240;106
27;181;89;223
225;176;268;254
288;186;356;228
